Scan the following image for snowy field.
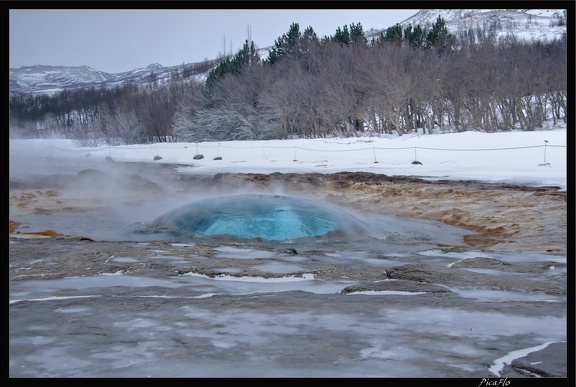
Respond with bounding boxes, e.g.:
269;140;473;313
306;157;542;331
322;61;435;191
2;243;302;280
9;126;567;191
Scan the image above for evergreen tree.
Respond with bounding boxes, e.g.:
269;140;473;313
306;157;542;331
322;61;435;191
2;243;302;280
349;22;367;45
405;24;425;49
207;39;260;87
266;22;302;65
302;26;319;44
332;25;350;45
425;16;451;49
384;23;403;44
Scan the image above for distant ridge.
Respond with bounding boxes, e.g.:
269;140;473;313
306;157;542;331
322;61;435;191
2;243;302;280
10;9;566;96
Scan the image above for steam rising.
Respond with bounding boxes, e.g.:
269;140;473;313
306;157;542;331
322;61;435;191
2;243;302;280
10;141;473;246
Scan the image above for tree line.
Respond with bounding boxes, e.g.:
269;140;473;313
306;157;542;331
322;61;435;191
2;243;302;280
9;17;567;144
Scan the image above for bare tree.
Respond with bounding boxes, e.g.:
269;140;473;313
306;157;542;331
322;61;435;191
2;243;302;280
107;108;144;145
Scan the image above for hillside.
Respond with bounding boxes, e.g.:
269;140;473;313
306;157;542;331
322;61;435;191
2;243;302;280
9;9;567;96
395;9;566;40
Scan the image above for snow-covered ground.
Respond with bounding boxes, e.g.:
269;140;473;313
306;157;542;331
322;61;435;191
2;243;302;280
10;125;567;191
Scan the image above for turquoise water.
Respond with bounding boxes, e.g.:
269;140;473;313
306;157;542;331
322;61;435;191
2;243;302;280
151;194;369;241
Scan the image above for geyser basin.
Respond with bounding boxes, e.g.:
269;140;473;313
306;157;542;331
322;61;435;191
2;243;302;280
152;194;368;241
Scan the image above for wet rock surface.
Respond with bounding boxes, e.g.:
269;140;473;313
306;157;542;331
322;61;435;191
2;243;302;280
9;161;568;378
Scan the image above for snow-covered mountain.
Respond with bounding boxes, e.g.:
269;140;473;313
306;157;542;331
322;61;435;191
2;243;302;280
10;9;567;96
385;9;567;42
9;63;206;96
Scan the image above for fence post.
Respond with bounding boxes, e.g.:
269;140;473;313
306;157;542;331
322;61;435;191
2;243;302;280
412;147;422;165
539;140;550;167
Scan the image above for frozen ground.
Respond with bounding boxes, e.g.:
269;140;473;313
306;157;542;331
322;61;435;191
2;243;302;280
9;130;569;379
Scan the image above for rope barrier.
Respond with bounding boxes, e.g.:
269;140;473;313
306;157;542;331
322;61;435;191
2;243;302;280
35;143;566;153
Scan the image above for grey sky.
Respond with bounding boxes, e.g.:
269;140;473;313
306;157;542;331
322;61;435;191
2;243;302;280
9;9;417;73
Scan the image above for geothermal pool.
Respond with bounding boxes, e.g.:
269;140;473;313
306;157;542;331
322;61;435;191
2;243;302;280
151;194;359;240
149;193;472;245
11;190;473;253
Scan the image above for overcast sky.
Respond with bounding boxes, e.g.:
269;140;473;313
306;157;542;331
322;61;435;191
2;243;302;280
9;8;418;73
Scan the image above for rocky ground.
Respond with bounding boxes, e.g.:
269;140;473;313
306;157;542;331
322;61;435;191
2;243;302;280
9;161;569;378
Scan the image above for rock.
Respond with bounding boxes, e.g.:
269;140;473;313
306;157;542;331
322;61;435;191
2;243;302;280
278;248;298;255
386;263;442;283
341;279;452;295
505;341;567;377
